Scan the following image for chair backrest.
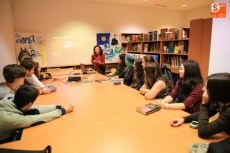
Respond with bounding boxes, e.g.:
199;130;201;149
160;65;175;86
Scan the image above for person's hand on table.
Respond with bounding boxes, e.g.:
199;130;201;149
170;118;184;127
41;87;52;94
63;104;74;114
155;99;166;108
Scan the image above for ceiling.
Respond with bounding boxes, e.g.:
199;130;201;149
80;0;213;11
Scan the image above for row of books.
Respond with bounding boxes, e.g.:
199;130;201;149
164;56;187;67
160;28;189;40
121;28;189;43
130;43;161;52
143;44;160;52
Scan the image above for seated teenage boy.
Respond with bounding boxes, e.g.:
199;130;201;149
0;85;74;143
20;58;52;94
0;64;26;99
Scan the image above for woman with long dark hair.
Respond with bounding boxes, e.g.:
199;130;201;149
91;45;106;75
130;58;144;90
110;54;126;77
139;62;173;99
142;55;155;69
171;73;230;139
156;60;204;114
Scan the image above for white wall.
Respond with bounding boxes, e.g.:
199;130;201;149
184;6;211;27
11;0;185;66
0;0;17;82
209;0;230;74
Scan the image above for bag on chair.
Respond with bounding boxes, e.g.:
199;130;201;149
0;145;51;153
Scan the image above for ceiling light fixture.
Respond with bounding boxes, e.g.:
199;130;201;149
182;4;187;7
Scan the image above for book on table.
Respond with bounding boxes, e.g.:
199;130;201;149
95;79;108;83
136;103;161;115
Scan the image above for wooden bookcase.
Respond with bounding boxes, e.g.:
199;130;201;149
121;30;190;74
188;18;212;80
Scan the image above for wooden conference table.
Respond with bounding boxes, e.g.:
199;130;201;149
0;71;227;152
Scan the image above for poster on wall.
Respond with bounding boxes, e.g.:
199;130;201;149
96;33;123;63
14;32;47;66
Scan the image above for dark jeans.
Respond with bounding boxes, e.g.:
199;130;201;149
99;65;106;75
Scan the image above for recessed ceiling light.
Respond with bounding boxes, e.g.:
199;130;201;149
143;0;147;1
182;4;187;7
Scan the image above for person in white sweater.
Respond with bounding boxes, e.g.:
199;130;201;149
26;73;45;88
0;85;74;143
20;59;52;94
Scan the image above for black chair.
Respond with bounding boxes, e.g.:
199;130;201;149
0;129;23;144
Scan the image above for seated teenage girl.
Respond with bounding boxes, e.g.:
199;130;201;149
156;60;204;114
139;62;173;99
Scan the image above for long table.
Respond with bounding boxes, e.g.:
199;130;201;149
0;72;227;152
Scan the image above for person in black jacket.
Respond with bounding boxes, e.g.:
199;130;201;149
130;58;144;91
170;73;230;138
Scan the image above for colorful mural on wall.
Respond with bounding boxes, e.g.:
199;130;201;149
14;33;47;66
96;33;123;63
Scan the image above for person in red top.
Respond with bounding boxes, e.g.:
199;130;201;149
156;60;204;114
91;45;106;75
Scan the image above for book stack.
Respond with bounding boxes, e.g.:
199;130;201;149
136;103;161;115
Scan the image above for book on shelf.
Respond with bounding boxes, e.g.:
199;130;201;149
131;44;138;51
160;28;167;40
166;28;175;40
174;46;180;53
149;32;154;41
178;28;190;39
149;45;154;52
143;34;149;41
137;44;142;52
136;103;161;115
174;29;179;40
153;31;158;41
179;45;184;53
139;33;143;41
132;35;139;42
143;44;149;52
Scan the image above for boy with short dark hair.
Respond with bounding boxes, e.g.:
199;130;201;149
0;64;26;99
0;85;74;143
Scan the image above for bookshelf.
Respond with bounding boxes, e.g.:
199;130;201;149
121;29;190;74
